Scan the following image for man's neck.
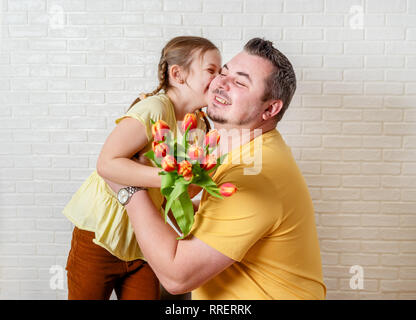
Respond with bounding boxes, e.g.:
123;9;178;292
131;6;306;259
214;120;276;156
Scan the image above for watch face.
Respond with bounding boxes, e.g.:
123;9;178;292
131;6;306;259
117;188;129;205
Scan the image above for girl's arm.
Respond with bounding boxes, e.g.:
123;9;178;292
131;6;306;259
96;117;161;188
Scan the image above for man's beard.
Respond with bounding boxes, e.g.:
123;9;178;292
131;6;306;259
206;105;228;124
207;105;257;126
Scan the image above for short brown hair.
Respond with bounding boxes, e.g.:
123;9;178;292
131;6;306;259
244;38;296;123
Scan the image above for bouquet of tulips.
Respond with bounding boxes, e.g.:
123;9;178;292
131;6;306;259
145;113;237;239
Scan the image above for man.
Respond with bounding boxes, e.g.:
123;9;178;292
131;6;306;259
106;38;326;299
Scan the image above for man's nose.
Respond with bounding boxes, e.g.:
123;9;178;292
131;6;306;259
217;75;230;90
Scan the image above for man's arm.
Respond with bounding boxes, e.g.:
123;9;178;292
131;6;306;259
111;180;234;295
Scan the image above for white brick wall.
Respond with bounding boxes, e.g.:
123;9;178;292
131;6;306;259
0;0;415;300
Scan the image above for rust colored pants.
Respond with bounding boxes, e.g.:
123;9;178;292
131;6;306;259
66;227;160;300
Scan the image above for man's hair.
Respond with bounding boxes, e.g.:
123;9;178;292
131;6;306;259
244;38;297;123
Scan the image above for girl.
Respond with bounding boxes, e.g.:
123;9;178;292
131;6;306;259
63;36;221;300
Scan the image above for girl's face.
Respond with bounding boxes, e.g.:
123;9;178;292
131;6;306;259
183;49;222;108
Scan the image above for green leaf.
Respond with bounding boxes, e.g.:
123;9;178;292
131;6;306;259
161;172;176;197
204;186;223;199
164;180;187;222
144;149;162;168
171;191;194;240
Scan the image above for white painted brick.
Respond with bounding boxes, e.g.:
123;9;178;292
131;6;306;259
366;0;406;13
365;83;403;95
324;82;362;95
365;55;404;68
384;96;416;108
325;28;364;41
87;53;125;65
243;28;282;41
9;25;47;37
302;149;342;161
322;162;360;174
144;13;182;25
381;255;416;267
323;136;362;148
285;0;323;13
86;79;124;91
344;42;384;55
320;214;361;226
387;14;416;27
402;191;416;202
321;189;360;201
304;41;343;54
342;122;382;135
344;70;384;81
340;228;380;240
104;13;144;25
366;28;405;40
361;163;401;175
325;0;363;13
16;182;51;193
362;189;401;201
86;0;122;12
304;14;344;26
285;28;323;40
245;0;283;12
343;96;383;108
125;0;162;11
363;136;402;148
342;176;380;188
324;56;362;68
203;0;243;13
203;27;242;40
384;123;416;136
382;176;416;188
303;70;342;81
70;66;105;78
223;14;262;26
304;122;341;134
48;79;85;91
8;0;46;11
342;149;382;162
263;14;302;26
32;143;68;155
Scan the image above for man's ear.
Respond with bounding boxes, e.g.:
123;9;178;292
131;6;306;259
169;64;185;85
262;100;283;121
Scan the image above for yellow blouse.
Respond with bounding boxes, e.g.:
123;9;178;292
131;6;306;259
63;93;207;261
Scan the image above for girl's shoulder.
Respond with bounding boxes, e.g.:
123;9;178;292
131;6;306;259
129;93;172;117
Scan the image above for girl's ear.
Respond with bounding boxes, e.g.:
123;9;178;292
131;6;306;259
169;64;185;85
262;100;283;121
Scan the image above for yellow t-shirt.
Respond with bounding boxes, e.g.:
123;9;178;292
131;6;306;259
63;93;207;261
190;129;326;300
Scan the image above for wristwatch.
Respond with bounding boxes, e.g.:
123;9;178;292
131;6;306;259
117;186;147;206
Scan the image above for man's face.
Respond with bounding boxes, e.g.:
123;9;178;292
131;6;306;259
206;51;274;127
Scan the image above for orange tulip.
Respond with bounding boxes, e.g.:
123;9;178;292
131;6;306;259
182;113;197;132
205;129;220;148
178;160;193;181
188;144;205;162
153;142;169;158
152;119;170;142
161;155;177;172
219;183;237;197
201;153;217;171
